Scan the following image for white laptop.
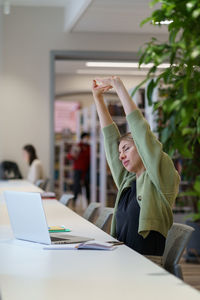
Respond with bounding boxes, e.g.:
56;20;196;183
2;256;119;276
4;191;93;245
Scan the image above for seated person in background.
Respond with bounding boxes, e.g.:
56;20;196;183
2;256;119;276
23;144;44;184
92;76;180;257
67;133;90;205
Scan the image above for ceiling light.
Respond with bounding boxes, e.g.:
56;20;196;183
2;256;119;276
139;63;170;69
76;69;149;76
154;20;173;25
85;62;170;69
86;62;139;68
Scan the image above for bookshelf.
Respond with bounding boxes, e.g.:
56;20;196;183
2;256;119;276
54;136;76;197
54;107;92;198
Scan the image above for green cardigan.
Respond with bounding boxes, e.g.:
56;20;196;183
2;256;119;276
102;109;180;239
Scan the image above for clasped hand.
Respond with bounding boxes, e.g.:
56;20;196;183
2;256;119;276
92;76;122;97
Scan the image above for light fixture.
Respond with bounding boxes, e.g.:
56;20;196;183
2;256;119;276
154;20;173;25
85;62;170;69
86;62;139;68
3;1;10;15
76;69;149;76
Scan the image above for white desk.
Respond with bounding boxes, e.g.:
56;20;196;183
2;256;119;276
0;183;200;300
0;179;43;194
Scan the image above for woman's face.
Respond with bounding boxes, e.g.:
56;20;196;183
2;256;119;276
23;150;30;164
82;136;90;144
118;139;144;174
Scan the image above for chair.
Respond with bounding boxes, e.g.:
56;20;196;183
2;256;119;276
0;161;22;180
83;202;101;222
162;223;194;279
35;178;49;191
146;223;194;280
59;194;74;207
95;207;114;233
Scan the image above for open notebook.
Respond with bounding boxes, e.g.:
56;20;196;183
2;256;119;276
43;241;117;250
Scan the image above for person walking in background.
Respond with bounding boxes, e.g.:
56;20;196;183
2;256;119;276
67;132;90;205
23;144;44;184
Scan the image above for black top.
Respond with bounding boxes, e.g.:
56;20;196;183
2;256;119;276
116;180;166;256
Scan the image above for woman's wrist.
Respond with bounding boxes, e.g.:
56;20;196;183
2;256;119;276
112;77;138;114
112;77;125;92
93;93;104;103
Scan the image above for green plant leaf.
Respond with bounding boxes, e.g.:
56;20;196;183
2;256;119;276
161;126;171;143
186;1;196;12
182;128;196;136
147;79;155;105
191;46;200;59
180;146;193;159
198;200;200;214
169;28;180;44
131;77;149;98
168;99;181;112
134;0;200;184
191;213;200;222
197;116;200;134
194;176;200;194
150;0;160;8
184;212;200;222
179;190;197;197
192;8;200;18
140;16;153;27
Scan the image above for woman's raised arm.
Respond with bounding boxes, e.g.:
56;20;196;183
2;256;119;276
92;80;113;128
95;76;138;116
91;79;128;189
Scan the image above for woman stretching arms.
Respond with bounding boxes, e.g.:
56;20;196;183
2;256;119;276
92;76;180;256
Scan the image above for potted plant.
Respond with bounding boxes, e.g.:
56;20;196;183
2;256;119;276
133;0;200;261
181;176;200;262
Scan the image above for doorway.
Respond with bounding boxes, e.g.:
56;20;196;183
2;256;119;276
50;50;147;207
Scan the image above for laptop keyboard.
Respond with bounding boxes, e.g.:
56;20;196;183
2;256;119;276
50;236;70;244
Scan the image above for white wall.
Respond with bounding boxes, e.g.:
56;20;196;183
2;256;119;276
55;74;147;96
0;7;3;73
1;6;167;179
0;7;4;162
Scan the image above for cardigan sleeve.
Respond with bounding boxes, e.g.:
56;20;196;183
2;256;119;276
126;110;180;201
102;123;129;189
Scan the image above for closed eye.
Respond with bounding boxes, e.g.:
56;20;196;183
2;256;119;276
124;147;130;152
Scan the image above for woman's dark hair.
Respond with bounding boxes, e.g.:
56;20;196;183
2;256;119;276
23;144;38;166
81;132;90;139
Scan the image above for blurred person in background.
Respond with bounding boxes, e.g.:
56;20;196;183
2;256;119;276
23;144;44;184
67;133;90;206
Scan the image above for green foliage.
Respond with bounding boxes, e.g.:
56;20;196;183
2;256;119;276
181;176;200;221
134;0;200;216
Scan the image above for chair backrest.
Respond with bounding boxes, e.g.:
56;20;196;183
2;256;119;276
95;207;114;233
59;194;74;207
83;202;101;222
35;178;49;191
163;223;194;274
0;161;22;180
